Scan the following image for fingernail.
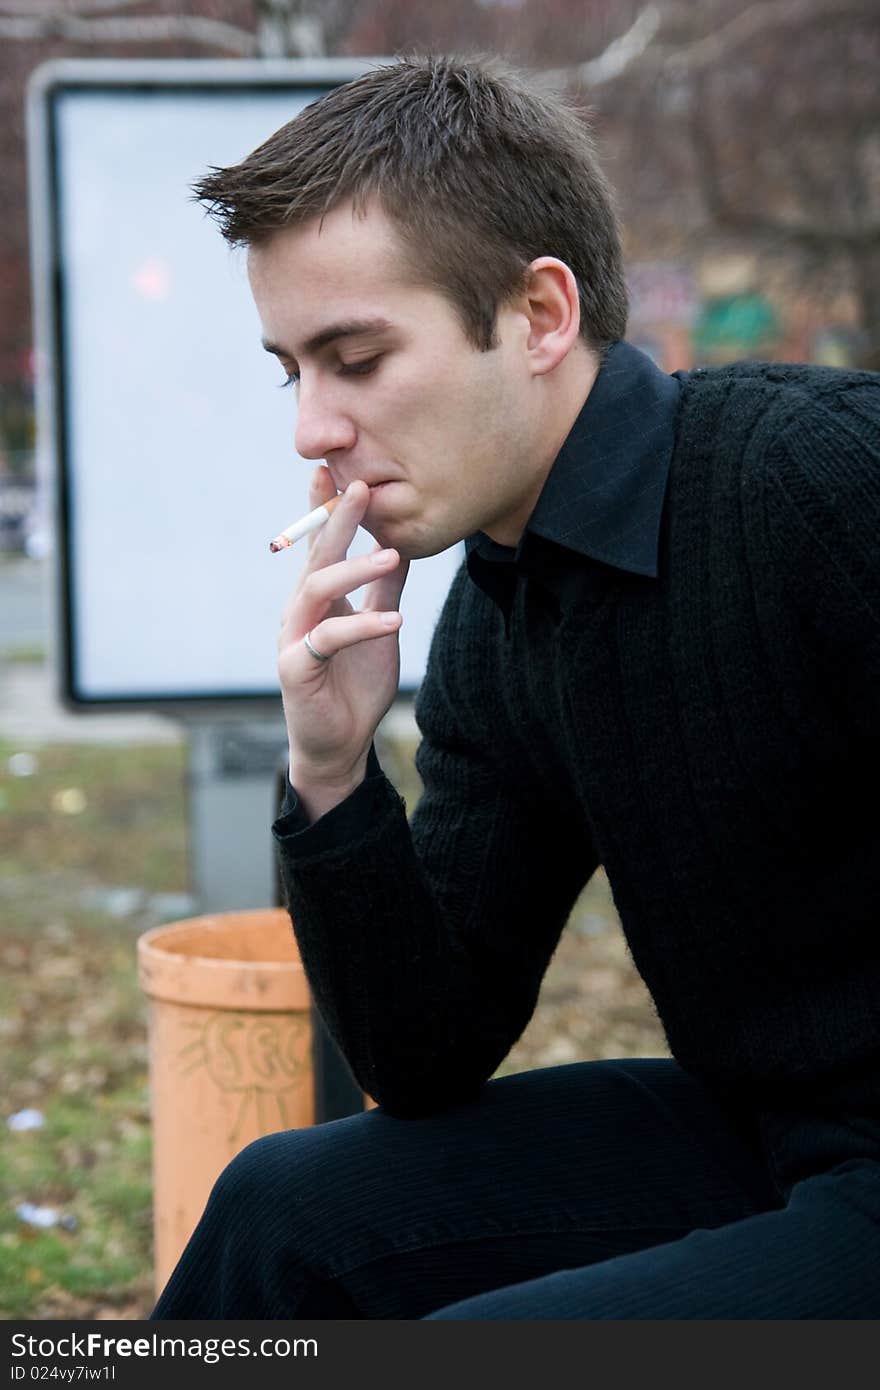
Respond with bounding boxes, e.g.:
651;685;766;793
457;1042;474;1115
371;549;395;565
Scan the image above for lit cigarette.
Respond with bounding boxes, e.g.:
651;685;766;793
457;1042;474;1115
269;494;343;552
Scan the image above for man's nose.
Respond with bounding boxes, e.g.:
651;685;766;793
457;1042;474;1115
293;378;356;461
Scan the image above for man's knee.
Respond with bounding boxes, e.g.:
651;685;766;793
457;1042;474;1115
205;1128;308;1222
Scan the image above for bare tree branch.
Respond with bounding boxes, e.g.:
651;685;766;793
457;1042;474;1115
693;213;880;250
256;0;325;58
654;0;878;74
0;0;142;13
0;0;358;58
686;67;879;248
538;0;879;91
537;6;661;90
0;12;257;51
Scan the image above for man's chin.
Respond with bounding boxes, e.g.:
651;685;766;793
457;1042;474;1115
364;519;460;562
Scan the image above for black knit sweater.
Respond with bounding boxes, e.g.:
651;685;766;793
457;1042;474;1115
274;362;880;1120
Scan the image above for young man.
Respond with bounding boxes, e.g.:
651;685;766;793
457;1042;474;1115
153;55;880;1319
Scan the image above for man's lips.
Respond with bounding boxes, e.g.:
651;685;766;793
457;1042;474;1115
326;473;396;492
333;479;399;496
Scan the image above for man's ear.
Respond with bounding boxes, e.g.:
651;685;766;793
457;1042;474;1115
520;257;582;376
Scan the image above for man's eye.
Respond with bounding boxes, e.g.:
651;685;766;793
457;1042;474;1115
278;358;379;389
339;357;380;377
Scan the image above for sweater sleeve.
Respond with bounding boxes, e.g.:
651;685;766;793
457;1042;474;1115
273;566;598;1118
768;377;880;741
272;742;386;849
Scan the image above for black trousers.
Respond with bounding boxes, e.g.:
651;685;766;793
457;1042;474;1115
151;1058;880;1319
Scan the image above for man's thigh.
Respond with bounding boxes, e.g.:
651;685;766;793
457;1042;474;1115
153;1056;781;1318
423;1158;880;1319
285;1057;780;1317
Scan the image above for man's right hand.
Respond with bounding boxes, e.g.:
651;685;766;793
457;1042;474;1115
278;465;410;820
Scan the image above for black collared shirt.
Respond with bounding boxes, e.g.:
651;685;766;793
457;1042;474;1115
465;339;684;631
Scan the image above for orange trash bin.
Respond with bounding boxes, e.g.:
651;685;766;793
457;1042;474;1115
138;907;321;1295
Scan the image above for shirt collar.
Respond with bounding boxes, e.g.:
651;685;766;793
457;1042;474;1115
465;338;683;580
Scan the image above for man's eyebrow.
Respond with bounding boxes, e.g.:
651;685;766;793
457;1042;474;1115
261;318;393;360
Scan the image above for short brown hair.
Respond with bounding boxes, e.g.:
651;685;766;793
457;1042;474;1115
192;53;628;354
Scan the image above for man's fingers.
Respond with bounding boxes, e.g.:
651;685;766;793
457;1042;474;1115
294;610;403;669
281;547;401;635
364;553;410;612
300;547;400;612
304;479;370;568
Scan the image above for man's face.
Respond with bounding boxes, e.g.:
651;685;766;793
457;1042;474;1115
247;200;543;557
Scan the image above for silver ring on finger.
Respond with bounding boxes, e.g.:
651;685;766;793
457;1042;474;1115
303;629;332;663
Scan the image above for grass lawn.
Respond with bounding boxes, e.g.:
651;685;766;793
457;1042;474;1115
1;738;188;1318
0;731;665;1320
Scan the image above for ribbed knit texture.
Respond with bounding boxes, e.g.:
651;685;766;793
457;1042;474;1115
274;362;880;1121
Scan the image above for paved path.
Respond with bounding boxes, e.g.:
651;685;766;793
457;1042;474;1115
1;557;179;745
0;555;44;652
0;660;183;745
